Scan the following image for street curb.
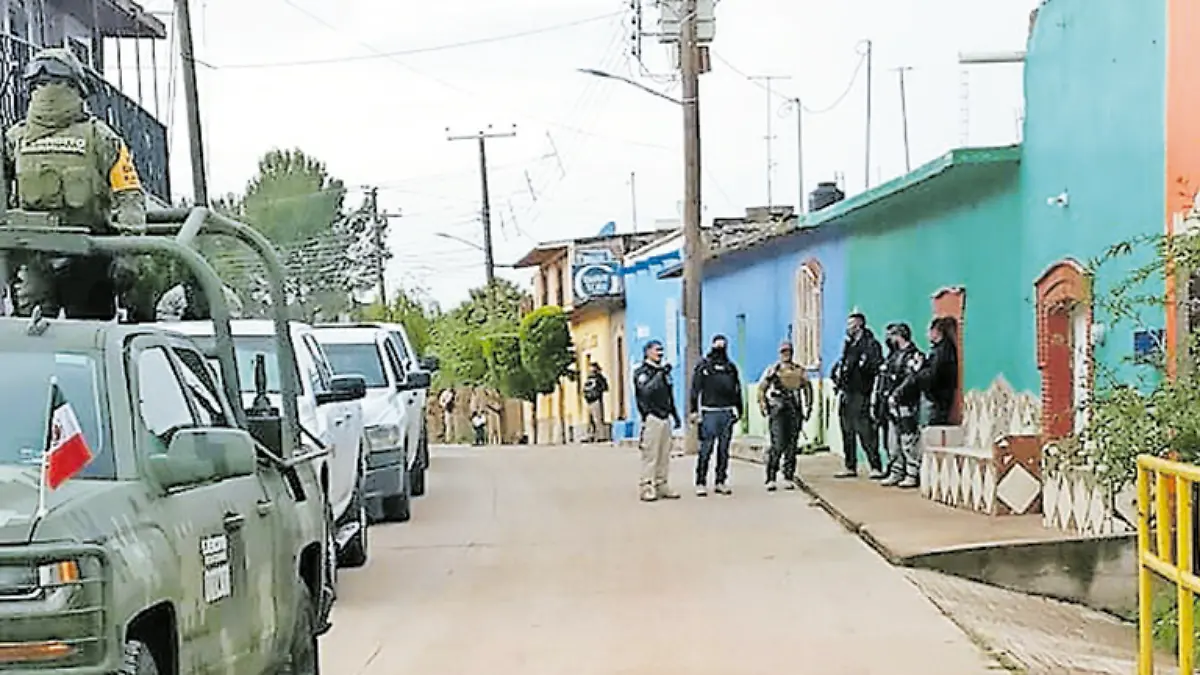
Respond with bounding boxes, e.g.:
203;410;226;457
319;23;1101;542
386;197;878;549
726;448;905;564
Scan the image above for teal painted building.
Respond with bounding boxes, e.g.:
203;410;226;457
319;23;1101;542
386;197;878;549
662;0;1196;462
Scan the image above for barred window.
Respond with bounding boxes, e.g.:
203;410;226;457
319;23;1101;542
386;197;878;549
794;260;823;369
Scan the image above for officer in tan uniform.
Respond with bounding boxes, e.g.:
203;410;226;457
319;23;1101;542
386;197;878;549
758;340;813;491
2;47;146;319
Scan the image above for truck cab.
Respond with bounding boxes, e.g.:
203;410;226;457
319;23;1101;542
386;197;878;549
0;208;334;673
157;320;372;567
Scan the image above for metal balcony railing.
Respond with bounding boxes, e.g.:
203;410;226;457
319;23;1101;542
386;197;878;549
0;33;170;203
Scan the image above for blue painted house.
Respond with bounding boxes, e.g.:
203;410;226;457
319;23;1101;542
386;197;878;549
644;0;1200;532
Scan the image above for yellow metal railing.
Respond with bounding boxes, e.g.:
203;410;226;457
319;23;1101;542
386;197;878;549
1138;454;1200;674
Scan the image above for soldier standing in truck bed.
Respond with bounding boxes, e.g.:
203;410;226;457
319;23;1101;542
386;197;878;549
1;47;146;319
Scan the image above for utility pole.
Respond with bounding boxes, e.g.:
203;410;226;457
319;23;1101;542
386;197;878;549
792;98;804;213
630;171;639;232
366;187;386;306
864;39;873;191
749;75;790;207
175;0;208;205
894;66;913;173
447;125;516;286
680;0;704;457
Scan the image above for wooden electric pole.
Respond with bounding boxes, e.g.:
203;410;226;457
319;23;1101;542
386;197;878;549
175;0;208;205
681;0;703;456
447;125;516;286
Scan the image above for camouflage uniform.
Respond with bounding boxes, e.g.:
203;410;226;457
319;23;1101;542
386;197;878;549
1;48;146;319
757;344;813;489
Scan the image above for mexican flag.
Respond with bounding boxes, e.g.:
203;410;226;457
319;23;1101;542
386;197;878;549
43;383;94;490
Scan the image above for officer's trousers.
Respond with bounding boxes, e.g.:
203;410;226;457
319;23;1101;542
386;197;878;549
766;406;800;482
16;253;116;320
886;416;922;480
639;415;673;489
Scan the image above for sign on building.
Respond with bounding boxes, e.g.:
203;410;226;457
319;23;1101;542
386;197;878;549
572;245;624;305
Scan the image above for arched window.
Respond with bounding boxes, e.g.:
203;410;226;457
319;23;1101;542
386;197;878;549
794;259;823;369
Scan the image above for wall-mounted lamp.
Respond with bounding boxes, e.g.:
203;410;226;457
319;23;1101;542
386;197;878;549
1047;191;1069;208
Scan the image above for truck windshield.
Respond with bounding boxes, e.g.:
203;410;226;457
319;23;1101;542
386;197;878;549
0;351;112;479
322;343;388;388
190;336;301;395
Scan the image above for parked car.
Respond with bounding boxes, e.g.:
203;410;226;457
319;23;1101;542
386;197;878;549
159;320;372;568
312;325;429;522
335;322;432;495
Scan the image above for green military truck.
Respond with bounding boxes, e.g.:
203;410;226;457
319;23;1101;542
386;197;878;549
0;207;335;674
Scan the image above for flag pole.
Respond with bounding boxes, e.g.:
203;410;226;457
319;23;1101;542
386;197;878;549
35;376;57;521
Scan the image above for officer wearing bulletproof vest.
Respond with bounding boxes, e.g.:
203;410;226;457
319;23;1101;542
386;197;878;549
2;48;147;319
757;340;812;492
879;323;925;489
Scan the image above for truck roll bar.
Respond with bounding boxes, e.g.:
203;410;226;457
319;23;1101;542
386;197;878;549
0;206;303;459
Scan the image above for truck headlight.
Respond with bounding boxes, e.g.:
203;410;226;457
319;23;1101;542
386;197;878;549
365;424;401;452
0;560;79;599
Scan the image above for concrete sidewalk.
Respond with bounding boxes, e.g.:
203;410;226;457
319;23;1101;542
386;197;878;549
723;444;1169;675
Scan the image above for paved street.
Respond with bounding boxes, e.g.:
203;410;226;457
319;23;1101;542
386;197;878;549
321;445;1006;674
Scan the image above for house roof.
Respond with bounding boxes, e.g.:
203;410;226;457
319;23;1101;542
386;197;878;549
657;144;1021;279
513;228;677;269
55;0;167;39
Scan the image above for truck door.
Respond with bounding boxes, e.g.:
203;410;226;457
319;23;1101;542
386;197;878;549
130;337;275;673
381;336;418;470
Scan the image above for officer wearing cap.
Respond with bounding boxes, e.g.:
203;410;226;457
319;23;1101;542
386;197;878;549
3;47;147;319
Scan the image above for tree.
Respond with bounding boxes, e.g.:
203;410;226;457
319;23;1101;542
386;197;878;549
427;279;529;390
198;149;381;321
519;305;576;443
357;286;439;356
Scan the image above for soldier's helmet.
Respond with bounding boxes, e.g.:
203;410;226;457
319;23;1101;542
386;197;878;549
23;48;91;96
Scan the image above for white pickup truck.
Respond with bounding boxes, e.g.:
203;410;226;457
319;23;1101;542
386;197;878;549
160;320;374;568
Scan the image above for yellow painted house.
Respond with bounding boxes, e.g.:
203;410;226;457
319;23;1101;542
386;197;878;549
515;229;673;443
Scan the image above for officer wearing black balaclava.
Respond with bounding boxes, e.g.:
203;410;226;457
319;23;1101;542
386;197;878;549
689;335;743;496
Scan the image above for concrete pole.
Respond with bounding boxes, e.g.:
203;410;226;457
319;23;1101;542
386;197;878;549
681;0;703;456
175;0;208;205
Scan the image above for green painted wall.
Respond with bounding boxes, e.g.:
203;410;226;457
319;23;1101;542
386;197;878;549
843;169;1031;392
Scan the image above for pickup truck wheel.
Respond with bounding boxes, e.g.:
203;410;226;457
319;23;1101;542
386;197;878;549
283;582;320;675
118;640;158;675
409;466;426;497
337;479;369;568
380;467;411;522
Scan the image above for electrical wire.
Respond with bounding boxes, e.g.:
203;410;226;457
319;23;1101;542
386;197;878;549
218;11;623;69
711;41;871;115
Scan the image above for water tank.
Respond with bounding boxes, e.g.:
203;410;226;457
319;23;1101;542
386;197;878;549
809;181;845;213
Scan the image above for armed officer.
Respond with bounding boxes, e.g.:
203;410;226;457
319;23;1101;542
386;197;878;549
2;48;147;319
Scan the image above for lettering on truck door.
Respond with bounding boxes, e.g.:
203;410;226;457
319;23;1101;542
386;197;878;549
171;343;282;669
131;339;255;673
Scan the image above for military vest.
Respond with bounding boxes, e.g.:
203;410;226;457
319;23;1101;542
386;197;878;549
14;120;110;227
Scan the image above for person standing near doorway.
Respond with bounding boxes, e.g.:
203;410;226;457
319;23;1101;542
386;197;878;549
633;340;681;502
920;316;960;426
690;335;743;496
879;323;925;488
831;312;886;479
583;361;610;442
758;340;812;491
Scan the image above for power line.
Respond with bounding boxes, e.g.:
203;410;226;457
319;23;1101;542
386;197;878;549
218;11;622;69
711;43;871;115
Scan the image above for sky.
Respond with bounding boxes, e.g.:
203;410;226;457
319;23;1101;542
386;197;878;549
107;0;1037;308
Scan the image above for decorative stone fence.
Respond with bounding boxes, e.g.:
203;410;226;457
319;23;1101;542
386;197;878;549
917;377;1044;516
1040;441;1137;536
